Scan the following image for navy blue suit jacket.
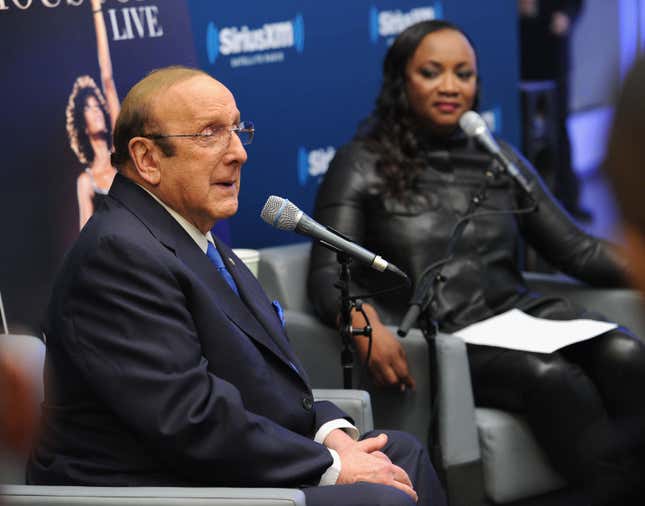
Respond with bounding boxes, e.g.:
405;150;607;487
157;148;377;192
28;174;347;487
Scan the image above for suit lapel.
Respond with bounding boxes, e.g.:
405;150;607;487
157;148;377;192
213;237;308;379
109;175;308;384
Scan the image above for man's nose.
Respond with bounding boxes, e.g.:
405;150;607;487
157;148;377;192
227;130;248;165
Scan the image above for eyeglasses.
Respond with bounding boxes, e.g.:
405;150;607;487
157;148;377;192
142;121;254;146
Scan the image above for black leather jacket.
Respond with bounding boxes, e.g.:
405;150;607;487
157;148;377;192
307;135;625;332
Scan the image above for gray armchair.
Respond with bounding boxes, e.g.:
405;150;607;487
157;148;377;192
257;242;483;506
257;241;645;506
0;333;373;505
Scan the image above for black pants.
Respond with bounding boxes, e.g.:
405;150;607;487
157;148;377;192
468;298;645;505
303;430;446;506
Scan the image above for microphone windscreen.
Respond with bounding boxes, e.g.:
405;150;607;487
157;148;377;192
260;196;301;231
458;110;486;137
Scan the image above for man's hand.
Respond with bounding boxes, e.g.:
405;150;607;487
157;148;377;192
351;304;416;391
336;433;418;503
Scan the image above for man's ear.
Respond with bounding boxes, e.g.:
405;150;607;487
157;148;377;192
128;137;161;185
623;224;645;296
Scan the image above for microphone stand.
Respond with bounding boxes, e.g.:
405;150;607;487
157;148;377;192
318;228;373;390
334;251;372;389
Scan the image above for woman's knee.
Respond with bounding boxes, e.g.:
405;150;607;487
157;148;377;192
512;353;574;396
598;331;645;370
522;354;606;417
525;353;585;388
588;331;645;416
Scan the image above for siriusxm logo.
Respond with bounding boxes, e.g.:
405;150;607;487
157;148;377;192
480;107;502;133
369;3;442;43
297;146;336;186
206;14;304;66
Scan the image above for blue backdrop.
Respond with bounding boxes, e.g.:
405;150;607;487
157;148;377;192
0;0;520;330
187;0;521;248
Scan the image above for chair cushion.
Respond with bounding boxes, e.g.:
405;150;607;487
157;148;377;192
475;408;566;503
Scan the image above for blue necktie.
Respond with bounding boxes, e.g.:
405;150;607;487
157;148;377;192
206;242;239;296
207;244;297;373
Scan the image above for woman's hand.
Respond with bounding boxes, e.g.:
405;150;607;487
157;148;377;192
351;304;416;391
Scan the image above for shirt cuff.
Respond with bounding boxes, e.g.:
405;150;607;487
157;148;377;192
314;419;360;445
318;448;341;485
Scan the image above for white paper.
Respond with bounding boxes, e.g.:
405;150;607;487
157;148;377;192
454;309;618;354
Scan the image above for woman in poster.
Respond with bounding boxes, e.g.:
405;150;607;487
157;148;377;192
66;0;119;229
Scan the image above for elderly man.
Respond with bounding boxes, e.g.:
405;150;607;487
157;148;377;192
27;66;445;506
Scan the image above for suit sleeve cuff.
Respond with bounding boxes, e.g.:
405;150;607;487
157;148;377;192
318;448;341;485
314;419;359;445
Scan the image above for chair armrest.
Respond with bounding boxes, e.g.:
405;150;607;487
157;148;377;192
435;333;480;467
362;327;432;446
313;389;374;433
0;485;306;506
286;311;432;444
524;272;645;336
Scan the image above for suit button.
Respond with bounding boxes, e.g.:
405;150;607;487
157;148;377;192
302;396;313;411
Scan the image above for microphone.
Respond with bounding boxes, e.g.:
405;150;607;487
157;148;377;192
398;304;421;337
459;111;533;194
261;196;409;281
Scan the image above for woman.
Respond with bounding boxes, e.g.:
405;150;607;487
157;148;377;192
66;0;119;229
307;20;644;504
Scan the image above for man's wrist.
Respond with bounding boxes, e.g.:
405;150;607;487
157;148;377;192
315;419;359;447
323;427;356;452
318;448;341;485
